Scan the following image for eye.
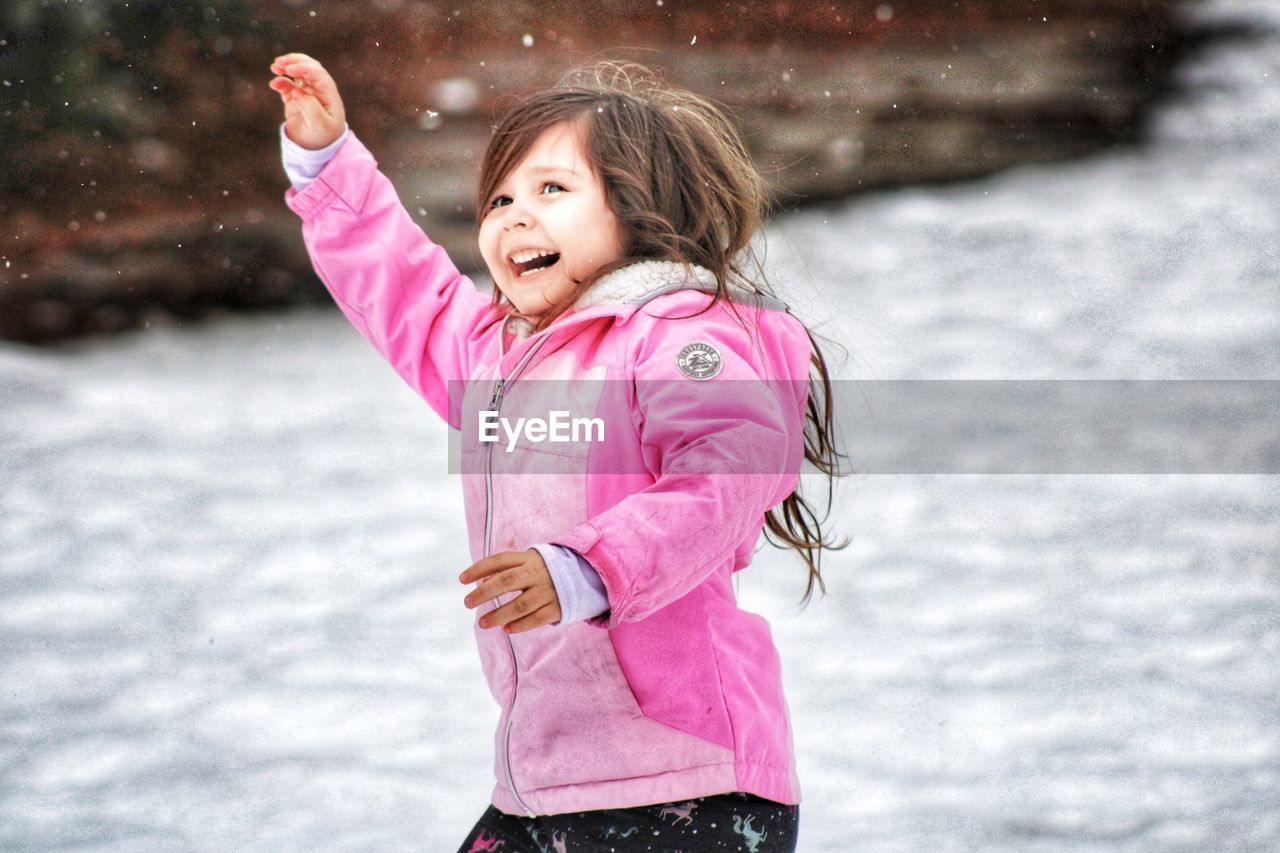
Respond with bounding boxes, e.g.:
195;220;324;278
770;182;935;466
542;182;565;195
489;194;512;209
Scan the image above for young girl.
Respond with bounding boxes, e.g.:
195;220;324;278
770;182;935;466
270;54;841;852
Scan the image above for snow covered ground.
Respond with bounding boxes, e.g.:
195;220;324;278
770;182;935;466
2;1;1278;850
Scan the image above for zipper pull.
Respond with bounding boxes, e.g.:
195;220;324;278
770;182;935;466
488;377;505;409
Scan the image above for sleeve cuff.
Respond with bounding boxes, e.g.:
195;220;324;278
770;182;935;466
532;543;609;626
280;121;351;192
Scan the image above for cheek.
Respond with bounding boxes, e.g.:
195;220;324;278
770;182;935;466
600;213;625;260
572;204;622;260
478;226;502;269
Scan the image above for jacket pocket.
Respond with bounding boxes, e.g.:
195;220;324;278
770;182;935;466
608;584;736;750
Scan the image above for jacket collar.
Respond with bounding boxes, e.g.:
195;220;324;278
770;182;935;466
573;260;719;310
505;261;719;341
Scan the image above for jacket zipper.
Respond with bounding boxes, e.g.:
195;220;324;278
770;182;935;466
482;333;550;818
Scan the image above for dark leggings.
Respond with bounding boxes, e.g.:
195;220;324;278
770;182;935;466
457;791;798;852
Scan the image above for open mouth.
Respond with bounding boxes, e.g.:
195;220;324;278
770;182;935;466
509;248;561;278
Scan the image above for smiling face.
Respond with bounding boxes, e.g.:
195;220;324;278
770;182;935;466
478;120;625;319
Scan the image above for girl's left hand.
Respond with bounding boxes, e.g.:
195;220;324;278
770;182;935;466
461;550;562;633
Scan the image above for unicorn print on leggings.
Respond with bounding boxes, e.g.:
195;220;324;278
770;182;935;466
467;829;505;853
658;801;699;826
733;814;768;852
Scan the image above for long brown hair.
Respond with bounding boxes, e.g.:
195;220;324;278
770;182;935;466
476;61;847;604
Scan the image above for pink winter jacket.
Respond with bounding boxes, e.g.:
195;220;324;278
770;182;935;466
285;132;811;817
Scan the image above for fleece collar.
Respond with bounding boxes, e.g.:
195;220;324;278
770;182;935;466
572;260;719;310
506;261;718;340
503;260;791;344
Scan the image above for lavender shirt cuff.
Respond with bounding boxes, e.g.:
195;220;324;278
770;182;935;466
279;121;351;192
531;543;609;626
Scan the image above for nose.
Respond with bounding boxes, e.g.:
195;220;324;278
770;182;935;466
501;198;531;231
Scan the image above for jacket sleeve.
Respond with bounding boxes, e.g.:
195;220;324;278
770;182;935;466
553;305;810;627
284;131;501;428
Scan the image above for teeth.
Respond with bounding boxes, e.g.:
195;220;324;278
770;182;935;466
509;248;556;265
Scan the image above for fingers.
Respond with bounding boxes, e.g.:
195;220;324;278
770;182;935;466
461;550;560;633
459;551;529;586
270;52;321;77
269;55;339;105
268;75;305;100
501;600;563;634
269;72;319;119
479;587;559;633
462;564;536;610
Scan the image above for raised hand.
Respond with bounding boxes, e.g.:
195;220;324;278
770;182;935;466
269;52;347;150
461;550;563;634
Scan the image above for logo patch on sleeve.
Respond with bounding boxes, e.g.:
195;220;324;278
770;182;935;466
676;342;723;380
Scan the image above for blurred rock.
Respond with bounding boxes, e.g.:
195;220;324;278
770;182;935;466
0;0;1221;344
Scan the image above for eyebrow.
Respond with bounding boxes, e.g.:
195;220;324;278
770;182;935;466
526;165;582;178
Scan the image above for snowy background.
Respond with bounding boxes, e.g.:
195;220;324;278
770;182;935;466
2;0;1278;850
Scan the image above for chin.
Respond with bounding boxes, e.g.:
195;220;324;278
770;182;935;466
500;293;546;317
504;285;570;318
508;304;544;318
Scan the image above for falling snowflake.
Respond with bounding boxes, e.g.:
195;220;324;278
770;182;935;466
418;109;442;130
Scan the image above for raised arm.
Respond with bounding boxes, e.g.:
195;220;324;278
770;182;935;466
271;54;500;426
